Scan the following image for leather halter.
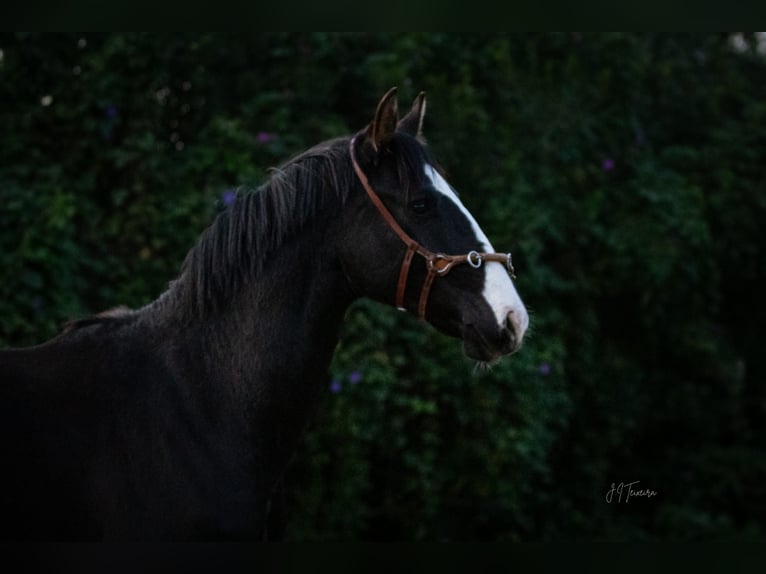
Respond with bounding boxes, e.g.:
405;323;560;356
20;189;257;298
349;136;516;319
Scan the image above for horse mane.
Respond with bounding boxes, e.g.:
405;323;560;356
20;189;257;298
66;132;434;329
172;136;355;316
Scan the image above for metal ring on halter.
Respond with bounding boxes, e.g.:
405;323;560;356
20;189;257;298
467;251;482;269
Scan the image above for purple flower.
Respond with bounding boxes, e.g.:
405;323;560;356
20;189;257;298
105;105;118;119
538;362;551;376
221;189;237;207
601;158;615;172
257;131;274;144
348;371;362;385
329;379;342;394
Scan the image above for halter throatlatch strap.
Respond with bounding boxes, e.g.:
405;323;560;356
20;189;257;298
349;136;516;320
396;243;418;311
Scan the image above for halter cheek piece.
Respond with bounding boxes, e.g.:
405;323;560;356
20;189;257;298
349;136;516;320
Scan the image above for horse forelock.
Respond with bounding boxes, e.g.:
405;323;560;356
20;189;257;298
389;133;433;200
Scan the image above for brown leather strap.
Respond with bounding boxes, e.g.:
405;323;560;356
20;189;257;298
430;252;515;279
349;136;516;320
396;243;418;310
350;141;429;258
418;268;438;318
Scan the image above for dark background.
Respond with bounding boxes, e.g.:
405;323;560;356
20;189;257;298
1;33;764;540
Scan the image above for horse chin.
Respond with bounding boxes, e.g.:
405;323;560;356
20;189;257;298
428;315;496;362
462;335;502;363
460;323;514;363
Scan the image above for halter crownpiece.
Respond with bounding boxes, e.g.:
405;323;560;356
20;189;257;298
349;136;517;320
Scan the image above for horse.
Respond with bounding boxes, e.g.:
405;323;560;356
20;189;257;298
0;88;528;540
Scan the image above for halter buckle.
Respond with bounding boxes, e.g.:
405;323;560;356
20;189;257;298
428;254;454;275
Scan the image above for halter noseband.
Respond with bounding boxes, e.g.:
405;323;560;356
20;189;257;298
349;136;516;320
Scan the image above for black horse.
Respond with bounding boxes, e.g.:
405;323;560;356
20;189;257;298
0;88;528;540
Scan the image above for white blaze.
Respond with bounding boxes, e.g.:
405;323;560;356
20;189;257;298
424;165;529;341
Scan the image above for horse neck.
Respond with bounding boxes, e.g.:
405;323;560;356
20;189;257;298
205;229;353;383
172;215;350;362
143;215;354;478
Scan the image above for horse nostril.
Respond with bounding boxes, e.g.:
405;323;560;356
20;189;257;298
505;310;515;334
505;311;519;348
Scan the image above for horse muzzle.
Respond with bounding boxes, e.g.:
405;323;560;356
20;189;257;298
461;310;524;362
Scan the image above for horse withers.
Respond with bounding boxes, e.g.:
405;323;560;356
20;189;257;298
0;88;528;540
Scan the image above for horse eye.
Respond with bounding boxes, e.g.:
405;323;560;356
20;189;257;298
409;198;429;214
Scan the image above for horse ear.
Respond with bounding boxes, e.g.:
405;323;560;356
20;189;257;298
397;91;426;137
365;86;399;152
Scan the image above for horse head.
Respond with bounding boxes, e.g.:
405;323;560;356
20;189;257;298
340;88;529;362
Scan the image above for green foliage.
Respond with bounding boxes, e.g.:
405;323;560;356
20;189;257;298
1;33;764;540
